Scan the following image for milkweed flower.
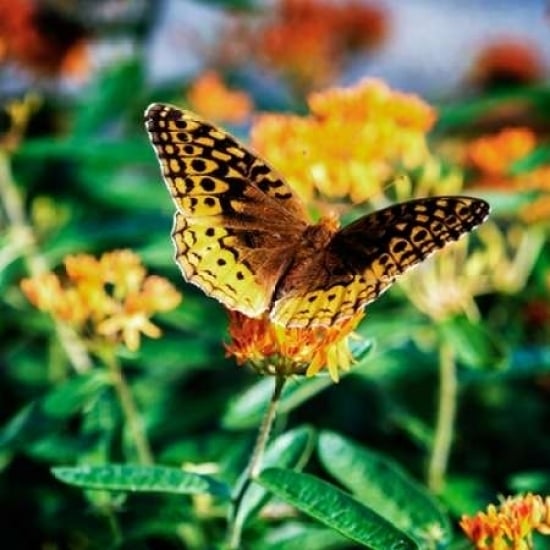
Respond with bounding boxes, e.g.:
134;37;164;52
251;78;436;204
0;0;90;79
187;70;253;124
469;38;545;89
466;128;550;224
21;250;181;352
254;0;388;91
460;493;550;549
225;310;364;382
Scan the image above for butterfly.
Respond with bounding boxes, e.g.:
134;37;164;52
144;103;490;329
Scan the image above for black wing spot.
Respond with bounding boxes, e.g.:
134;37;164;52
392;240;408;254
201;177;216;192
191;158;207;172
412;229;429;243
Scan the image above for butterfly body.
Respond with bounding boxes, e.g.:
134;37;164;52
145;104;490;328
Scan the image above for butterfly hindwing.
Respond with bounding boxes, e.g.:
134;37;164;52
270;197;490;328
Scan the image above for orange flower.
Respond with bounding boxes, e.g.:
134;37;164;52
255;0;388;90
187;71;253;124
21;250;181;352
467;128;536;177
0;0;89;78
460;493;550;549
225;310;364;382
466;128;550;223
470;38;545;89
251;79;436;204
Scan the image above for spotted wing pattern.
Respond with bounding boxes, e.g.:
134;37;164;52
145;103;309;317
270;196;490;328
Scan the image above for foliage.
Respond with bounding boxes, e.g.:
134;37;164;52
1;1;550;549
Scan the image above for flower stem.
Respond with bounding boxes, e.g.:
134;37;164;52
227;374;286;549
427;341;457;493
101;347;153;465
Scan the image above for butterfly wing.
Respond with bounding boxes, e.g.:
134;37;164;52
270;196;490;328
145;103;309;317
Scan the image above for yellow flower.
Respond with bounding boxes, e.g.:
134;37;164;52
460;494;550;549
225;311;364;382
21;250;181;352
251;78;436;205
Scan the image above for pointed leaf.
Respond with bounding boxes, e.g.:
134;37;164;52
259;468;417;550
234;426;315;530
223;377;335;430
223;342;372;431
52;464;230;499
318;432;451;546
0;371;109;452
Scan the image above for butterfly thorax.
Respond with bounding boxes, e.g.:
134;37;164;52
273;216;340;299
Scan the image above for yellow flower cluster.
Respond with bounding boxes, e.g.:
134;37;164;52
21;250;181;352
460;493;550;550
251;78;436;205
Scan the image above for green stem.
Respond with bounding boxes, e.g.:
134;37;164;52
0;152;92;374
227;374;286;550
101;346;153;465
427;341;457;493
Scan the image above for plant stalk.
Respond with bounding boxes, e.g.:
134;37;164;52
227;374;286;549
427;341;457;493
0;152;92;373
101;347;153;465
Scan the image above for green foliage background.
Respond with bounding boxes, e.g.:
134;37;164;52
1;1;550;549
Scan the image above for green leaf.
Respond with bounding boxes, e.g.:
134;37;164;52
52;464;230;499
510;144;550;174
438;315;507;370
233;426;316;531
0;371;109;452
258;468;418;550
223;377;335;430
257;523;348;550
318;432;451;547
223;338;374;430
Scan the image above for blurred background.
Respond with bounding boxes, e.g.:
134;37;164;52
1;0;550;549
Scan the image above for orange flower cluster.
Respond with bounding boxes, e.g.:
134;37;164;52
225;311;363;382
21;250;181;352
251;78;436;204
468;128;536;179
256;0;388;90
467;128;550;223
187;71;253;124
460;493;550;550
0;0;89;78
470;38;545;89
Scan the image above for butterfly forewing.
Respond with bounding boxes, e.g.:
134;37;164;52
145;103;308;318
270;197;490;328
